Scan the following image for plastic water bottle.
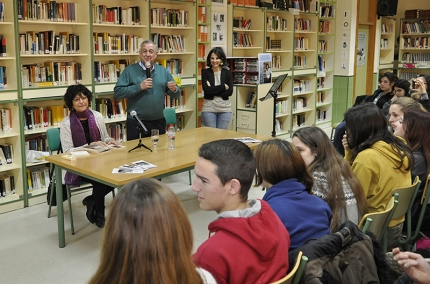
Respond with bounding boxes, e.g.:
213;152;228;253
167;124;176;150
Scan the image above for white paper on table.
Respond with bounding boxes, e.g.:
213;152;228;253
112;168;144;174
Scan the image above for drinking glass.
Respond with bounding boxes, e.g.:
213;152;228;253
151;129;159;148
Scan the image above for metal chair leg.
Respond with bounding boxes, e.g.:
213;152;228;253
66;186;74;235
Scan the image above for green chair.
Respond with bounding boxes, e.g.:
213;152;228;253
270;251;308;284
400;174;430;251
359;195;397;242
46;128;114;234
163;107;192;185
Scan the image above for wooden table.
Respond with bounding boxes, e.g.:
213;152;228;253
45;127;272;248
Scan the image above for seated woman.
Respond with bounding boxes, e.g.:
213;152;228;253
394;108;430;236
410;75;430;111
292;126;367;232
382;79;411;116
389;96;425;133
254;139;332;250
343;103;413;251
89;178;216;284
60;84;120;228
333;72;398;156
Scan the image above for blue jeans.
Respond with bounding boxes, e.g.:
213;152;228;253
201;112;232;130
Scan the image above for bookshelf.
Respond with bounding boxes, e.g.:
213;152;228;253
398;18;430;80
378;17;395;72
316;1;335;131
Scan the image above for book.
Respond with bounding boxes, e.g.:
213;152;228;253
83;144;110;153
0;143;12;164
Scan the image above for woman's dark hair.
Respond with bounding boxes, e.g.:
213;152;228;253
394;79;411;97
379;72;398;84
63;84;93;110
344;103;413;170
403;108;430;177
206;47;228;67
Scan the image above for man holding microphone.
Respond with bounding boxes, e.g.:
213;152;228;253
114;40;180;140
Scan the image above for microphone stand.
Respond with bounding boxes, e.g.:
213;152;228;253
129;126;152;153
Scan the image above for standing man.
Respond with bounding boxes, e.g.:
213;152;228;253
192;139;290;284
114;40;180;140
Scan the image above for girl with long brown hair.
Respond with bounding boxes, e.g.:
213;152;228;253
292;126;367;232
89;178;216;284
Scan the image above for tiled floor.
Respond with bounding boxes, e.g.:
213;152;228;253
0;172;265;284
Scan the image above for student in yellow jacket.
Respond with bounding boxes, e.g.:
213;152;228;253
342;103;413;251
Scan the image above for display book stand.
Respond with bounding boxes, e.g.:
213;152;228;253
259;73;288;137
129;124;152;153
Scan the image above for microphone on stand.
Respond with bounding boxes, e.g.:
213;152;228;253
145;62;151;79
130;110;149;134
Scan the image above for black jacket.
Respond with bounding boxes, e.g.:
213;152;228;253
201;67;233;100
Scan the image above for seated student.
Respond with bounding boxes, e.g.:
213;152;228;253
254;139;332;250
410;75;430;111
389;96;426;133
192;139;290;284
393;247;430;284
89;178;216;284
382;79;411;116
342;103;413;251
333;72;398;156
292;126;367;232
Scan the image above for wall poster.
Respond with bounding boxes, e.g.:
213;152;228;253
211;12;226;44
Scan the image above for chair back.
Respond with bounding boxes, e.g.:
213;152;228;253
422;174;430;205
391;177;421;220
163;107;176;126
46;128;61;153
271;251;306;284
359;195;397;241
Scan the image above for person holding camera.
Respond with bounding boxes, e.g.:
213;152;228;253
410;75;430;111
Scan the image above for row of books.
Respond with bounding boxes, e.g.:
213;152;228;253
294;55;307;68
164;92;186;109
92;5;140;25
0;108;12;132
317;92;325;104
198;26;209;43
293;79;311;93
244;91;257;108
317;77;325;89
94;98;128;120
272;55;281;70
276;100;288;115
94;62;119;83
0;2;4;22
399;72;420;81
21;61;82;87
266;38;282;51
401;52;430;63
198;7;207;24
318;56;325;71
0;144;13;165
0;173;15;197
25;134;48;152
381;23;394;34
233;33;254;48
27;165;50;192
402;20;430;34
233;73;258;85
151;34;186;53
17;0;78;22
380;38;390;49
293;97;307;111
318;40;328;53
0;66;6;89
292;114;306;128
320;5;335;18
156;58;183;76
401;37;429;49
93;33;143;55
150;8;189;27
107;123;127;142
294;36;310;50
23;105;69;129
319;20;331;34
275;119;283;133
404;10;430;19
316;108;327;121
0;34;6;56
267;16;287;32
197;44;208;61
230;0;257;6
19;31;80;55
294;18;312;32
232;58;258;72
233;17;252;30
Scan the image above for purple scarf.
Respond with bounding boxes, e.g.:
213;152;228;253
65;109;101;186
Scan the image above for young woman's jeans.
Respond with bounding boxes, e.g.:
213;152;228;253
201;112;232;130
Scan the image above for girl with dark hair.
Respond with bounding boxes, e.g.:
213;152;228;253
389;96;425;134
255;139;332;250
60;84;120;228
201;47;233;129
342;103;413;250
292;126;367;232
89;178;216;284
382;79;411;115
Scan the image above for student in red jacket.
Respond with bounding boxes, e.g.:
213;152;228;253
192;139;290;284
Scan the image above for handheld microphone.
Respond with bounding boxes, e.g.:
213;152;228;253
145;62;151;79
130;110;149;134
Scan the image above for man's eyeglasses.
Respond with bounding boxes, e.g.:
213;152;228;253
141;49;156;55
